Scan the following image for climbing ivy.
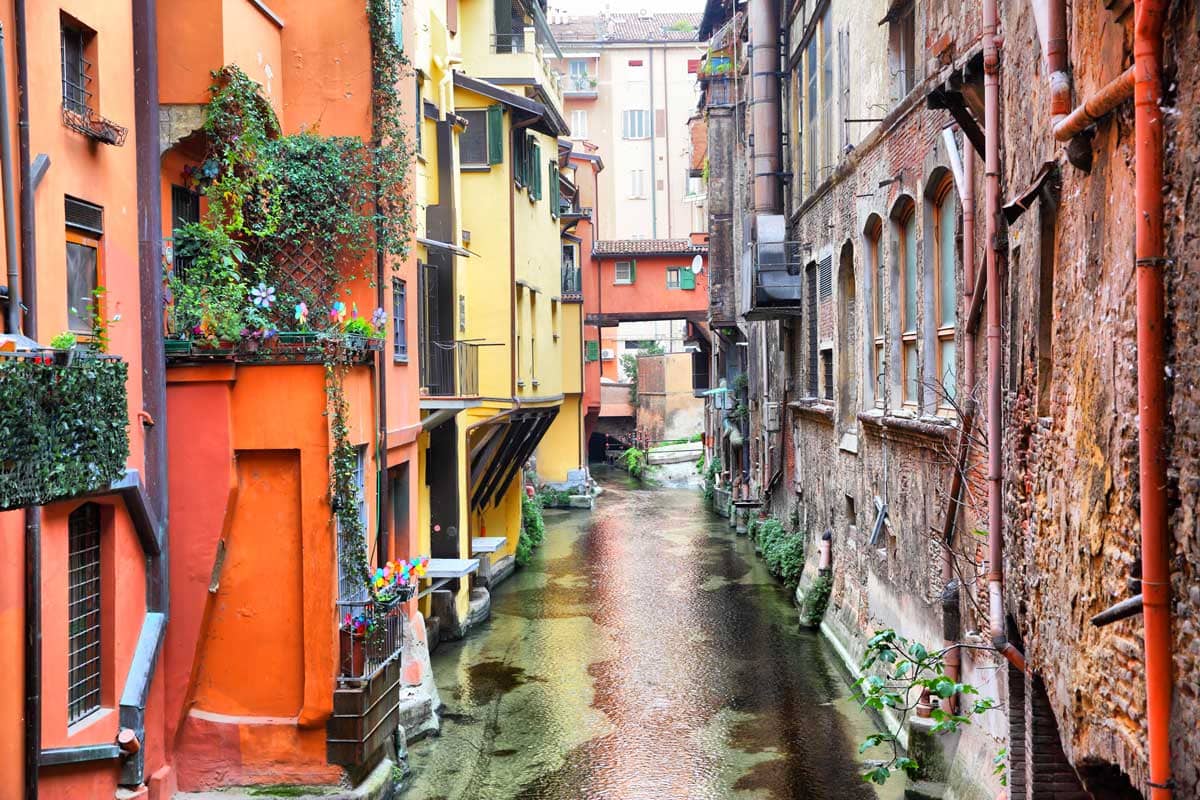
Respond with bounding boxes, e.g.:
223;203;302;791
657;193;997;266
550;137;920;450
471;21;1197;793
516;491;546;566
326;353;372;596
0;357;129;509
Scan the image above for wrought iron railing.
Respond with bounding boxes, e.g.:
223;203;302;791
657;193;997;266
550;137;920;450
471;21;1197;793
565;75;597;93
421;340;480;397
561;266;582;299
491;32;527;53
335;598;405;686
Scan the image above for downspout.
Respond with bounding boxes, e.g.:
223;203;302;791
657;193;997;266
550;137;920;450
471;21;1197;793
0;25;20;335
13;1;40;796
982;0;1026;671
375;219;390;564
1045;0;1070;126
1133;0;1172;795
661;45;671;239
649;46;658;238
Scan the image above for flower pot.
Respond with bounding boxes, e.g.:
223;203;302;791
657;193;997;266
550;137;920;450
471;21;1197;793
53;348;76;367
339;629;367;677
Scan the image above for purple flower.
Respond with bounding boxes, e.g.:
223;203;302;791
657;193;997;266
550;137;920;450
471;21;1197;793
250;283;276;309
371;307;387;330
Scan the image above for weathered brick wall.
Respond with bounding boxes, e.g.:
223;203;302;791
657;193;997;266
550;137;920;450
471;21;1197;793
996;0;1200;795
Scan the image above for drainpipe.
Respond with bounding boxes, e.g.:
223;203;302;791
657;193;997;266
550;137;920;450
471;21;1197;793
375;219;390;565
1133;0;1172;795
1045;0;1070;126
13;1;40;796
982;0;1026;672
1053;67;1134;142
749;0;781;214
661;45;672;239
0;25;20;335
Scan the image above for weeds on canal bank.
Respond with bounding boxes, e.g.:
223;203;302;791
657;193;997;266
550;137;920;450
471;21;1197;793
852;629;1000;786
516;492;546;567
620;446;648;481
748;516;806;590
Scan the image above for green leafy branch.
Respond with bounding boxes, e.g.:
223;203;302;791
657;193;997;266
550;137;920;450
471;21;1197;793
853;629;999;785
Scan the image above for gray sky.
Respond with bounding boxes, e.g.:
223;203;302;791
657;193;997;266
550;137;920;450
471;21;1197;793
551;0;705;14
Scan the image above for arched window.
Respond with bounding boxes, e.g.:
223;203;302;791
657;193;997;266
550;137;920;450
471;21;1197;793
933;179;958;404
865;216;884;407
837;241;856;427
897;203;919;406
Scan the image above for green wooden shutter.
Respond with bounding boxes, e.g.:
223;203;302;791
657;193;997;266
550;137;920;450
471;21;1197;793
585;340;600;361
630;259;637;283
487;105;503;165
549;159;559;218
531;141;542;200
680;268;696;289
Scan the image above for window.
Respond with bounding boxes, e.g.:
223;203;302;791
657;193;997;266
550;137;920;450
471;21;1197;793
568;59;592;92
667;268;681;289
170;184;199;280
549;158;560;218
807;263;818;396
585;340;600;361
615;261;635;284
889;2;917;101
459;109;489;166
821;348;834;401
622;109;651;139
68;503;102;725
392;278;408;362
867;219;884;407
514;132;540;194
629;169;646;198
819;254;832;300
898;207;919;405
933;181;957;404
66;197;103;335
685;175;703;197
821;9;835;175
415;77;423;155
1036;197;1057;416
61;16;95;116
571;109;588;138
798;6;834;195
388;464;410;567
687;58;701;74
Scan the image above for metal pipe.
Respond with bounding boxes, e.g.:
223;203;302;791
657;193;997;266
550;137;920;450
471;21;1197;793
649;46;658;238
963;139;976;391
1053;66;1135;142
14;0;34;336
1133;0;1172;794
1046;0;1070;124
1090;594;1144;628
983;0;1026;673
0;25;20;335
749;0;781;213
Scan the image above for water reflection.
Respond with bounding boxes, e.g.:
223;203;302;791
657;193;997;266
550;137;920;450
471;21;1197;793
403;472;898;800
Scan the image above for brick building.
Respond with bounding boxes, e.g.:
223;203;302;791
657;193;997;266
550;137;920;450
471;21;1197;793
697;0;1200;796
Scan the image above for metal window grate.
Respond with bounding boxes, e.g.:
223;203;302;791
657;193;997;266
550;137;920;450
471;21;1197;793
65;196;103;235
61;24;93;116
819;254;832;300
392;279;407;361
68;503;102;724
822;349;834;401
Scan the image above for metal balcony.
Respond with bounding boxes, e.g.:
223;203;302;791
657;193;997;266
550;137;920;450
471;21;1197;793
561;266;583;301
420;340;480;398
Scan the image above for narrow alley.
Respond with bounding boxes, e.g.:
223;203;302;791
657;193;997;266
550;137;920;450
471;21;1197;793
403;472;890;800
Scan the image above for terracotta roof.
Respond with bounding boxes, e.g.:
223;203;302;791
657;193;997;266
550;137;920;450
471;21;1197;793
594;238;707;257
550;13;702;43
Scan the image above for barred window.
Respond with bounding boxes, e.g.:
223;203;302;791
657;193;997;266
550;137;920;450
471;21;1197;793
68;503;102;724
392;278;407;362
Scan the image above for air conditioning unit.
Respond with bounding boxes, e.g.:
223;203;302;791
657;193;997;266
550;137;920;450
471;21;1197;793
764;400;781;432
600;348;615;360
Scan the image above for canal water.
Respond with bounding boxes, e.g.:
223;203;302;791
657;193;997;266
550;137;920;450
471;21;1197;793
403;472;902;800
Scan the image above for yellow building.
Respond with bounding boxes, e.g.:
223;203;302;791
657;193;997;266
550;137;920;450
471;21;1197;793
413;0;583;636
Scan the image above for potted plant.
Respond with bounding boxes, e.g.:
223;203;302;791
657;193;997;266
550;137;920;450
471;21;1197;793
339;611;373;677
49;331;78;366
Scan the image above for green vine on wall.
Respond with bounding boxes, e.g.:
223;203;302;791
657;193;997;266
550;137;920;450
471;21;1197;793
326;353;373;596
0;357;129;510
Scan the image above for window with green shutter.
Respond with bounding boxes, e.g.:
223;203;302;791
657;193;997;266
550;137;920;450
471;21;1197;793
487;105;504;165
530;140;542;200
680;268;696;289
549;159;559;218
585;340;600;361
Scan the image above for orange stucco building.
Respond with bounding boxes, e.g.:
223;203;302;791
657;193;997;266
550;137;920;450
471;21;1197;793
1;0;425;797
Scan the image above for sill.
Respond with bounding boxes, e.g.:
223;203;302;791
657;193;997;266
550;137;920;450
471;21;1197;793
788;397;834;422
67;707;113;738
857;410;956;443
614;281;633;286
394;356;409;365
461;165;492;172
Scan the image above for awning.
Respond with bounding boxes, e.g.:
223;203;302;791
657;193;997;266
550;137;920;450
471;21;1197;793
417;236;471;258
452;73;565;137
468;406;559;510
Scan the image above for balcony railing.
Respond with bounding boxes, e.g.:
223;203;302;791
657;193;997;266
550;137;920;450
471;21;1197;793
421;340;480;397
703;77;736;107
565;74;597;95
562;266;582;300
491;31;528;53
0;349;129;510
336;598;405;686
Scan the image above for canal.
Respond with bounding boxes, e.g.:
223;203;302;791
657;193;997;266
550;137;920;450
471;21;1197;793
403;473;901;800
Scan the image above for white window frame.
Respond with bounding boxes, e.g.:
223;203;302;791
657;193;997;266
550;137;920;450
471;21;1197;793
629;169;646;198
571;109;588;139
615;261;633;284
666;267;681;289
622;109;651;140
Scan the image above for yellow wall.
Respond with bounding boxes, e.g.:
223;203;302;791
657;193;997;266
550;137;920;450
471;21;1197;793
537;396;583;482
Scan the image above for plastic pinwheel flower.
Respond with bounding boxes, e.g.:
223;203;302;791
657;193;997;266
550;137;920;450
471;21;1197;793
294;301;308;326
371;307;387;330
250;283;276;309
330;301;347;324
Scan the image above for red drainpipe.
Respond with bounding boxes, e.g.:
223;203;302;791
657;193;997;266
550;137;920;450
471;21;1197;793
982;0;1026;672
1133;0;1172;795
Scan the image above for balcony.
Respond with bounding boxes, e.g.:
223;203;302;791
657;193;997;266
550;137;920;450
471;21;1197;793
564;73;598;99
0;349;129;511
482;25;564;112
420;340;480;398
562;266;583;302
327;598;404;767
